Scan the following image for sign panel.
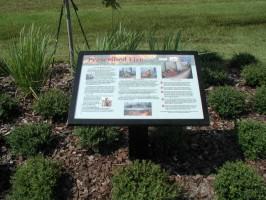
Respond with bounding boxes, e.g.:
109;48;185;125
68;51;209;125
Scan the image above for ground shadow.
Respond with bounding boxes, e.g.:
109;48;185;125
150;129;244;175
55;172;74;200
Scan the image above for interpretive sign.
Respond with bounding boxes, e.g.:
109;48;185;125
68;51;209;125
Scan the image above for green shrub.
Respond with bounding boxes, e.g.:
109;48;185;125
202;63;228;88
237;120;266;160
34;89;69;121
8;156;60;200
198;53;228;88
0;94;19;122
254;86;266;115
208;86;246;119
74;126;120;153
112;160;182;200
5;25;53;95
96;24;143;50
0;58;8;76
229;52;258;69
241;63;266;87
7;123;52;157
214;161;266;200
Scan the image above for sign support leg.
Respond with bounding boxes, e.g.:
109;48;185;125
64;0;75;69
128;126;149;160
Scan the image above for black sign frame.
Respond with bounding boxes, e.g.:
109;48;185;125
68;51;209;126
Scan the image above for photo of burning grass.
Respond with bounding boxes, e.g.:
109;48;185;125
141;67;157;79
124;102;152;116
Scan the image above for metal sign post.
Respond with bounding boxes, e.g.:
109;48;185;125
64;0;75;68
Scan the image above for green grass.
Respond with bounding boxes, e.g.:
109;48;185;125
0;0;266;62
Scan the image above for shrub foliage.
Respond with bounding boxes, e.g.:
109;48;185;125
74;126;120;153
8;156;60;200
237;120;266;160
241;63;266;87
214;161;266;200
112;160;182;200
229;52;258;69
34;89;69;121
198;53;228;88
254;86;266;115
7;123;52;157
5;25;53;95
208;86;246;118
0;94;19;122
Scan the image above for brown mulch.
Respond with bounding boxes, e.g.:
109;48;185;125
1;63;266;200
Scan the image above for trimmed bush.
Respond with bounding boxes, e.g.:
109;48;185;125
241;63;266;87
74;126;120;153
237;120;266;160
7;123;52;157
198;53;228;88
8;156;60;200
254;86;266;115
0;94;19;122
0;58;8;76
112;160;182;200
229;52;258;69
5;25;53;95
208;86;246;118
214;161;266;200
34;89;69;121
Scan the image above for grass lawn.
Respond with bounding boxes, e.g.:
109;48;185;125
0;0;265;62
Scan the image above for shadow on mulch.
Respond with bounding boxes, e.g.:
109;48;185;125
0;164;13;199
150;129;244;176
55;172;74;200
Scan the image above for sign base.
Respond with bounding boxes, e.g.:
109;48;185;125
128;126;149;160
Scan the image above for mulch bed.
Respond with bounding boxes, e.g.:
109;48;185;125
0;63;265;200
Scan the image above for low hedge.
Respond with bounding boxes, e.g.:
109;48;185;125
241;63;266;87
229;53;258;69
0;94;19;122
74;126;120;153
7;123;52;157
34;89;69;121
208;86;246;119
8;156;60;200
112;160;182;200
237;120;266;160
254;86;266;115
214;161;266;200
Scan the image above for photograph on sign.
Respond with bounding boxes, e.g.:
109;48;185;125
68;51;209;125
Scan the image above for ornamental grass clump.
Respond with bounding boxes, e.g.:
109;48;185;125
241;63;266;87
8;156;60;200
0;58;8;76
214;161;266;200
0;94;19;122
254;86;266;115
229;52;258;69
237;120;266;160
96;24;143;50
74;126;120;153
147;30;181;50
208;86;246;119
34;89;69;121
112;160;182;200
7;123;52;157
5;25;53;95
